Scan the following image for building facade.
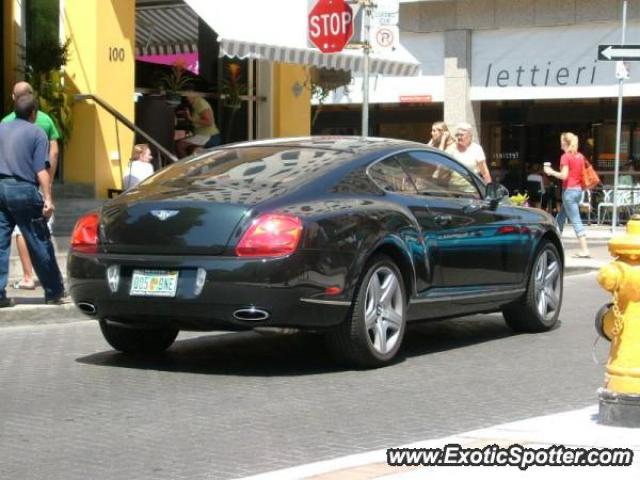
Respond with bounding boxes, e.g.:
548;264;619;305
1;0;313;198
318;0;640;189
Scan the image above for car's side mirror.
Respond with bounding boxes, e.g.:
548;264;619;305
485;182;509;209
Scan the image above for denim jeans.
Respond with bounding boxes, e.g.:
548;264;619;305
556;187;586;237
0;178;64;300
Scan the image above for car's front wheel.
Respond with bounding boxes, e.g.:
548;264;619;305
99;320;179;354
326;254;407;368
503;241;563;332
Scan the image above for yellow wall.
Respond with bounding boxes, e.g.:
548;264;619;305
2;0;19;111
273;64;311;138
63;0;135;198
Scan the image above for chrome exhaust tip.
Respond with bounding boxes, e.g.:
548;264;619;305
233;307;270;321
77;302;97;316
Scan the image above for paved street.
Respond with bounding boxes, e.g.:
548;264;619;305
0;272;611;480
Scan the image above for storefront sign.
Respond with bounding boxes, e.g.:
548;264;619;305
399;95;432;103
471;22;640;100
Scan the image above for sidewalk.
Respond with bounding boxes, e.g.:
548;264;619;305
240;406;640;479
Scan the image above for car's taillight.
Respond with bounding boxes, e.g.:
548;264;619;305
236;214;303;257
71;213;99;253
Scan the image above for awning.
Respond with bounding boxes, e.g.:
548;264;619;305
136;4;198;56
136;0;420;76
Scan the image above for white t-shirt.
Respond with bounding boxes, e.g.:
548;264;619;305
124;160;154;189
452;142;486;175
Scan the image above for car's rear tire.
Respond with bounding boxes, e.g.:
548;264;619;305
503;241;563;332
326;254;407;368
99;320;179;354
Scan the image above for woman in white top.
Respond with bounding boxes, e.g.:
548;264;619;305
124;143;154;189
451;122;492;183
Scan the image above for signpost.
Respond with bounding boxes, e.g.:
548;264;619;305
308;0;354;53
597;0;628;232
307;0;400;138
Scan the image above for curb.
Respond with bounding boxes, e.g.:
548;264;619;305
0;304;90;328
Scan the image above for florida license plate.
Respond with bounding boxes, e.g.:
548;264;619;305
130;270;179;297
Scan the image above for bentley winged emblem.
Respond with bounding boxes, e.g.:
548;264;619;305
150;210;179;221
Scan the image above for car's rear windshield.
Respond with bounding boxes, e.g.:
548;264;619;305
144;146;350;188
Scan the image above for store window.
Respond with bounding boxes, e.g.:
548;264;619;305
594;123;632;185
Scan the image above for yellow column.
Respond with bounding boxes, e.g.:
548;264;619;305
63;0;134;198
273;64;311;138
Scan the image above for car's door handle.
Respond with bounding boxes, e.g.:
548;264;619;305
434;214;453;226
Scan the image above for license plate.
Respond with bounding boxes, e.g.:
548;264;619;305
130;270;179;297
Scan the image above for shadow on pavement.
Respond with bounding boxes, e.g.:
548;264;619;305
76;313;518;376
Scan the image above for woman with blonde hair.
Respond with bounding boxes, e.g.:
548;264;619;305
544;132;590;257
123;143;154;190
428;121;456;153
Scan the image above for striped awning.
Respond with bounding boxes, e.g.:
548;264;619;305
136;0;420;76
186;0;419;76
136;4;198;56
219;39;418;77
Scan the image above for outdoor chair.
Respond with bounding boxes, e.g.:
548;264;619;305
597;188;634;224
578;189;593;226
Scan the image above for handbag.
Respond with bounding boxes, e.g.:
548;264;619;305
581;155;601;190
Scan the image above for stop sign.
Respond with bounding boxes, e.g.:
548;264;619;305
308;0;354;54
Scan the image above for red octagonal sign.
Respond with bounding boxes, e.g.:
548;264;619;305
308;0;354;54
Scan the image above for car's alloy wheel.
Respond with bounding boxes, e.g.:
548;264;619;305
364;266;404;356
503;241;563;332
99;319;179;354
326;254;407;368
532;248;562;321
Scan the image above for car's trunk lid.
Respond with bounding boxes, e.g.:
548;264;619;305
100;194;249;255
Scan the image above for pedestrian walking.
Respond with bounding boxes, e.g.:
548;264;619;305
544;132;590;258
0;94;66;307
2;81;61;290
451;122;492;183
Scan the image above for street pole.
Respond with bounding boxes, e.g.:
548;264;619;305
361;0;371;138
613;0;628;232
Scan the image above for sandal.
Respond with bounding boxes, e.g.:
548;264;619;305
572;253;591;259
11;280;37;290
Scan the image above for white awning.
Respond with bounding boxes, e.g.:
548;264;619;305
136;4;198;56
184;0;420;76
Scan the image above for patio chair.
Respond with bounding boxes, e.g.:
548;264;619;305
597;188;634;224
578;189;593;225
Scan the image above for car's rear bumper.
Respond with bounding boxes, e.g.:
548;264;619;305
67;251;354;331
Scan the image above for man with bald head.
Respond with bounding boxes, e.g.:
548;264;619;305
2;81;61;290
0;93;65;307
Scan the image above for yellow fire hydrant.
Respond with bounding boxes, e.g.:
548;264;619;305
596;214;640;427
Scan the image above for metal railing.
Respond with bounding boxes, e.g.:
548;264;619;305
74;93;178;165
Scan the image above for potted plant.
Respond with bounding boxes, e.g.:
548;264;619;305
221;62;246;110
160;60;192;106
510;192;530;207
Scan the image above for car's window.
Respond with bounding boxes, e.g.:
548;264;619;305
395;151;481;200
142;146;351;188
368;157;417;194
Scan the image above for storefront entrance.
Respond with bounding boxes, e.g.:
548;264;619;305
482;99;640;194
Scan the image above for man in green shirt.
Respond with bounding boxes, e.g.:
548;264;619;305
1;81;61;290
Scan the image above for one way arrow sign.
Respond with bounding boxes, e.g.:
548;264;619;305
598;44;640;61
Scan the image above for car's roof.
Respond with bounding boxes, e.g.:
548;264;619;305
218;136;427;155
